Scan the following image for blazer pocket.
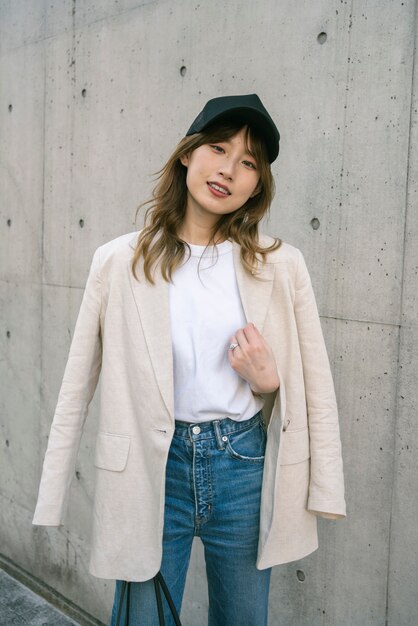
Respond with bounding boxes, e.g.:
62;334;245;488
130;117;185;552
94;432;131;471
280;426;310;465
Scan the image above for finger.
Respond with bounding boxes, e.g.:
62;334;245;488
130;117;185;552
228;335;239;353
227;335;239;364
235;328;249;349
242;323;259;343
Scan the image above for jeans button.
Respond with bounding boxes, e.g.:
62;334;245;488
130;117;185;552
192;425;201;435
222;436;228;442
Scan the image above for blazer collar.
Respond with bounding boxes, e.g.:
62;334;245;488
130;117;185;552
128;235;275;420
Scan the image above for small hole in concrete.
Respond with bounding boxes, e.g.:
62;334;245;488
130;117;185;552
8;104;12;112
81;88;87;97
7;218;12;227
6;330;11;338
180;66;187;76
6;440;9;447
317;32;327;44
79;219;84;228
310;217;320;230
296;569;305;582
76;470;81;480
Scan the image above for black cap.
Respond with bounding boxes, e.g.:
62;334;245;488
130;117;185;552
185;94;280;163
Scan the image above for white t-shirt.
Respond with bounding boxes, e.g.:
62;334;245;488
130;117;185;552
168;239;264;423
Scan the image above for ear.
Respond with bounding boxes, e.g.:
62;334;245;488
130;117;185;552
180;153;189;167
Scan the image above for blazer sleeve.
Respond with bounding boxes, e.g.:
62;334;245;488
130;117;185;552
294;249;346;519
32;246;102;526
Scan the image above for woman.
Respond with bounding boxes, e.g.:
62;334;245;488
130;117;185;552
32;94;346;625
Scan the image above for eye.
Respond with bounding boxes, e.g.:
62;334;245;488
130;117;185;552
210;144;225;153
243;160;257;170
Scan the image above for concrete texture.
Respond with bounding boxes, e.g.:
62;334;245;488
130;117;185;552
0;0;417;625
0;569;81;626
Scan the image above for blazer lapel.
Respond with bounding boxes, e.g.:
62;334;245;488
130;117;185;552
128;235;275;421
232;241;275;332
128;234;174;420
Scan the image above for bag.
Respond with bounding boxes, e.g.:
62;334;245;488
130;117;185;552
115;572;182;626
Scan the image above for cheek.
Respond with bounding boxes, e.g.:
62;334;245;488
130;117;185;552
185;164;197;185
187;163;207;187
243;176;260;198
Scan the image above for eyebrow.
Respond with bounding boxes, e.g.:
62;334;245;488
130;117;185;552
215;138;256;158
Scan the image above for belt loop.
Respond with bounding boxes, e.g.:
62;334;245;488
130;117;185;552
212;420;226;450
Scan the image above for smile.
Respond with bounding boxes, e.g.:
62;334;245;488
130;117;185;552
207;182;231;196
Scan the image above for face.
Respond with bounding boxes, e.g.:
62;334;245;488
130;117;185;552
180;127;261;227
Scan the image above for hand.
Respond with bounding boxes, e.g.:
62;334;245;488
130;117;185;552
227;323;280;394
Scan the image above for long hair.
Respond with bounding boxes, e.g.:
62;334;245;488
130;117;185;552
131;121;282;283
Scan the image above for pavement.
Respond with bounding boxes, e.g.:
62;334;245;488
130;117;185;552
0;569;82;626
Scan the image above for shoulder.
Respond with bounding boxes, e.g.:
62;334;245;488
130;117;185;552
87;231;140;281
256;232;312;287
98;230;138;254
95;230;139;263
257;232;303;267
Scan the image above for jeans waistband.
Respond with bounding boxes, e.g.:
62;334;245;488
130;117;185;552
174;411;263;444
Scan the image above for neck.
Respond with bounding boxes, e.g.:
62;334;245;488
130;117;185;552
177;224;224;246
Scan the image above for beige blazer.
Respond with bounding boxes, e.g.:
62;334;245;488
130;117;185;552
32;230;346;581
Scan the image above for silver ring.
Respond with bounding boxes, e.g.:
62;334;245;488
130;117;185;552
229;343;239;351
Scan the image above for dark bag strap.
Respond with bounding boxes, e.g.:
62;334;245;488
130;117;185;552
126;581;131;624
155;572;182;626
153;575;165;625
115;572;182;626
115;580;128;626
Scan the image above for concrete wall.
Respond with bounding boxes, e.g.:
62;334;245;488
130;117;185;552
1;0;417;624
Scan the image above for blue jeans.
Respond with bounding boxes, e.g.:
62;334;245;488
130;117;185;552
110;411;271;625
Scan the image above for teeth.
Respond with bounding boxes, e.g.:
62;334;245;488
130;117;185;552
209;183;229;195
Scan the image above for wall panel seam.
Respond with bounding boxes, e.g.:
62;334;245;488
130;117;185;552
385;0;418;624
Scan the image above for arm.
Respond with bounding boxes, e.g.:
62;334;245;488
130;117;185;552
32;247;103;526
294;249;346;519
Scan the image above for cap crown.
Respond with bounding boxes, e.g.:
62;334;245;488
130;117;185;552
186;94;280;163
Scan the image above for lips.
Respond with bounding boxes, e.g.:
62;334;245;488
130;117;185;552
207;181;231;196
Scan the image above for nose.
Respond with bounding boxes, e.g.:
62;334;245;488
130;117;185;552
218;156;236;181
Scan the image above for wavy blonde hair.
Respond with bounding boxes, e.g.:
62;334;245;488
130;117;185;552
131;121;281;283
